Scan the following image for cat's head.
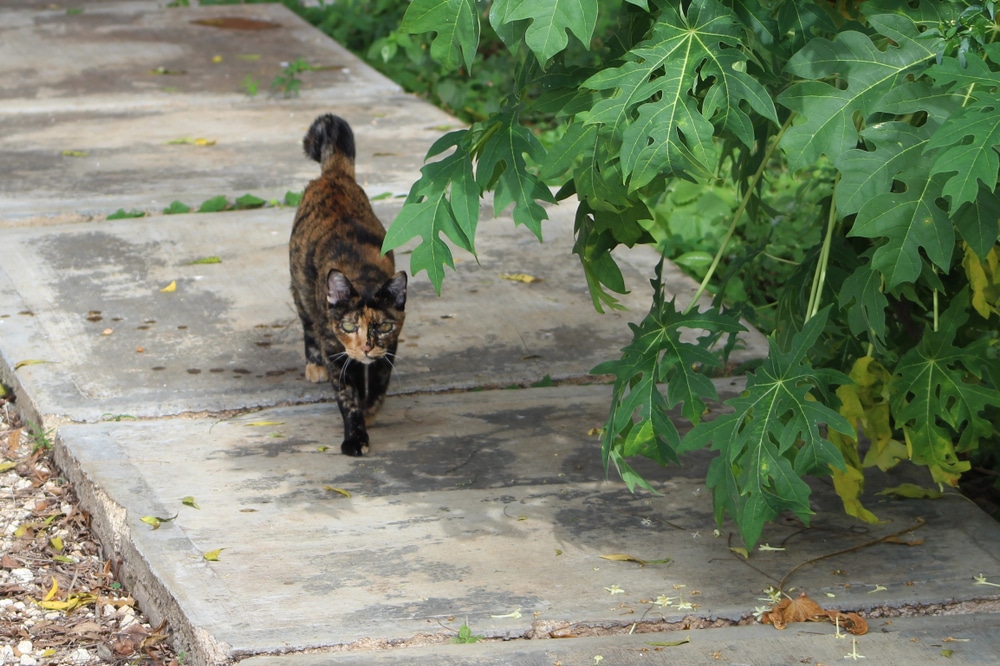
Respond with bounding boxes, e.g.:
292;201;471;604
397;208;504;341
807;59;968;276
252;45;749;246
326;270;407;364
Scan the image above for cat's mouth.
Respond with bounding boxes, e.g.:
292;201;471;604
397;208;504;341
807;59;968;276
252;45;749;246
348;350;381;364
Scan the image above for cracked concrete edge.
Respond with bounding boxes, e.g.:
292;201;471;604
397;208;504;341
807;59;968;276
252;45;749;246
52;434;233;666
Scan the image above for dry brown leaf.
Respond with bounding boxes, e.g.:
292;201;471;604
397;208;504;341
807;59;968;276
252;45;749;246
762;592;867;635
826;610;868;635
761;592;825;629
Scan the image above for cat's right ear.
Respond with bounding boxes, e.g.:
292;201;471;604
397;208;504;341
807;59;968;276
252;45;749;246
327;270;355;307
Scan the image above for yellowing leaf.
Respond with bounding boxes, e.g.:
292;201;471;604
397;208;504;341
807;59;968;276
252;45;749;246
187;256;222;265
166;137;217;146
876;483;943;499
159;281;177;293
245;420;284;427
52;555;75;563
181;496;200;509
203;548;225;561
44;576;59;601
141;513;177;529
61;149;88;157
499;272;541;283
600;553;670;566
14;359;52;369
0;461;16;473
37;594;96;612
964;244;1000;319
324;486;351;498
212;55;223;63
50;536;64;551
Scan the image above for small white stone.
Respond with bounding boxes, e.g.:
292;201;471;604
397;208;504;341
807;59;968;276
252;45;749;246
20;655;38;666
16;640;32;655
44;611;61;620
10;568;33;584
70;648;92;664
13;601;27;611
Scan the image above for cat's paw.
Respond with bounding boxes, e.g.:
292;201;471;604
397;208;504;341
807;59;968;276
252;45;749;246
305;362;328;383
341;435;370;457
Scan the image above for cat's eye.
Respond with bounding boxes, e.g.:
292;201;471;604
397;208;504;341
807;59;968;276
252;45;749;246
377;322;395;334
340;321;358;333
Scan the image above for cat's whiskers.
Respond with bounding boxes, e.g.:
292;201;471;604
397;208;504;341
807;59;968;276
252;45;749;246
383;352;404;391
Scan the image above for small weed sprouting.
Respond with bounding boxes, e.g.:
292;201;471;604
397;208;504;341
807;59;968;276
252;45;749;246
271;58;311;98
25;421;55;453
451;622;482;644
241;74;259;98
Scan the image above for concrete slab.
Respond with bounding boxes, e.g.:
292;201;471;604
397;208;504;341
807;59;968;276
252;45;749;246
0;2;381;103
238;614;1000;665
0;1;457;222
0;199;766;424
54;386;1000;664
0;97;456;223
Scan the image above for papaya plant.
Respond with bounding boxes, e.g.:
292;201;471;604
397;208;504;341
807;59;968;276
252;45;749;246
380;0;1000;549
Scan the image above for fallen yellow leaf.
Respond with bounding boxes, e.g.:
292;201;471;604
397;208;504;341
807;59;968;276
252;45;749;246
37;594;96;612
166;137;217;146
44;576;59;601
14;359;52;369
140;514;177;530
600;553;671;566
0;461;16;473
61;149;88;157
181;496;200;509
499;272;541;283
203;548;225;561
159;281;177;293
324;486;351;498
244;420;284;427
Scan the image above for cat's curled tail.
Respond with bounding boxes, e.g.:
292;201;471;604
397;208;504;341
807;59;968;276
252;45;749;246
302;114;356;175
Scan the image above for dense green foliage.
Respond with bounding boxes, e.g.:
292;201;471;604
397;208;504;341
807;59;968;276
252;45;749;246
303;0;1000;548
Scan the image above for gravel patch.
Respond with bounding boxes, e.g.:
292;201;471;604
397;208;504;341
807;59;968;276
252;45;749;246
1;390;180;665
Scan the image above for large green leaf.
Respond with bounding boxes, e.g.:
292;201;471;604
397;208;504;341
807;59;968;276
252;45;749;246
583;0;775;188
684;309;852;549
838;261;888;347
383;131;478;292
475;112;555;238
778;15;935;172
849;172;953;288
399;0;480;71
835;122;930;218
595;266;744;485
925;54;1000;210
890;290;999;486
955;187;1000;260
493;0;598;65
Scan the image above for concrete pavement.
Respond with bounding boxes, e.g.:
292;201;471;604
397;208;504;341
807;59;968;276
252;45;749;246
1;2;999;665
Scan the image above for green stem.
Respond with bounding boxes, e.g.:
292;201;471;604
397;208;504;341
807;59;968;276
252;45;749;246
932;267;940;332
683;115;794;315
806;174;841;322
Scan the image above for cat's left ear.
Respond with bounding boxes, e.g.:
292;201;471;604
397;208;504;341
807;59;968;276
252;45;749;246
379;271;407;310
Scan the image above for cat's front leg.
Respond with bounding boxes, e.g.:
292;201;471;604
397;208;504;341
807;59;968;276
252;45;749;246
331;372;370;456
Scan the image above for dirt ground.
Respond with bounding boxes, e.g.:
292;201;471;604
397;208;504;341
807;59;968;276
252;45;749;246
0;390;181;665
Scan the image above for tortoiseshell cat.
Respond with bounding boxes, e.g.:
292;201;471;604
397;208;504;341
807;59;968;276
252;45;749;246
289;114;407;456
